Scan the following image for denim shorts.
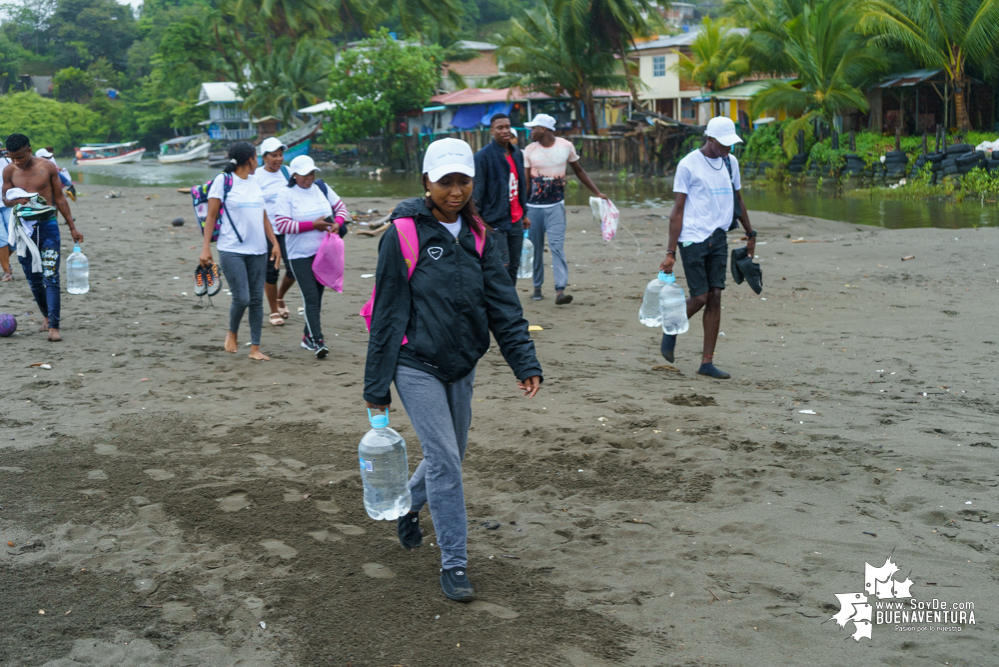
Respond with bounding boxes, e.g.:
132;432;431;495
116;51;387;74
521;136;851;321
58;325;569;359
679;227;727;298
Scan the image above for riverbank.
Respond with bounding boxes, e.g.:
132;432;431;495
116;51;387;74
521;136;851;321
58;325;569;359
1;185;997;666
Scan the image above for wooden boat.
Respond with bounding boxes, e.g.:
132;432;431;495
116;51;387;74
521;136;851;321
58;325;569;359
75;142;145;165
158;135;211;163
257;116;323;165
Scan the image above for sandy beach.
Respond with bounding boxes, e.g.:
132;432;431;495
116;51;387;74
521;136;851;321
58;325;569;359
1;183;997;666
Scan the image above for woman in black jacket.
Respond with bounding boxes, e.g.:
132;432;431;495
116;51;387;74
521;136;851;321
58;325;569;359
364;138;542;602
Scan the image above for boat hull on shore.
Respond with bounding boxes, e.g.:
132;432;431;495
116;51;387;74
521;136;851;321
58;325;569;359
158;142;211;163
76;145;145;165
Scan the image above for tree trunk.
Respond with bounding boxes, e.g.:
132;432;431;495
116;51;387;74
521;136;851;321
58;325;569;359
584;89;599;135
953;75;971;130
617;35;641;108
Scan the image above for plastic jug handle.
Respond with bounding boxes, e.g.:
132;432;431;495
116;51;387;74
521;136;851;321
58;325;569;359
365;407;389;421
657;271;675;283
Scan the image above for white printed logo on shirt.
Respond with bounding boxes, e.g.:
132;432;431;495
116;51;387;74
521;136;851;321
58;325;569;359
427;247;443;260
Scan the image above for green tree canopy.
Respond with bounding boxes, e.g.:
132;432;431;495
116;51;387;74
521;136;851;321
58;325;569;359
0;91;108;152
324;30;444;142
49;0;138;69
52;66;95;102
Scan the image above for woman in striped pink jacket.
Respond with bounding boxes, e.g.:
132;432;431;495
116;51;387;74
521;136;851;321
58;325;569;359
273;155;350;358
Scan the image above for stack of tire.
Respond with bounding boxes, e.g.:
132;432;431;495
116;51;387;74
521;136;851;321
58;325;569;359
788;154;808;174
910;152;945;182
842;154;866;177
941;149;986;178
986;155;999;173
884;150;908;180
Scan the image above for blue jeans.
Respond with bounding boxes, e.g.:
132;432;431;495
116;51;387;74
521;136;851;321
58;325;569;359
394;364;476;570
19;218;62;330
527;203;568;291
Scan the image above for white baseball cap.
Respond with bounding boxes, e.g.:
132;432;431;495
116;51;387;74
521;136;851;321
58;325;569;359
258;137;288;155
524;113;556;131
34;148;54;158
422;138;474;183
289;155;320;176
704;116;743;146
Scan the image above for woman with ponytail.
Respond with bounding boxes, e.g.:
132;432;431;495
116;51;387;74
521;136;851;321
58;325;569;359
198;141;281;360
363;138;542;602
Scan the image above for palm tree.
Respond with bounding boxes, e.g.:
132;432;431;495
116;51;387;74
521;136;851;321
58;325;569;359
241;38;331;124
860;0;999;130
750;0;883;148
560;0;665;107
491;0;629;134
673;16;751;114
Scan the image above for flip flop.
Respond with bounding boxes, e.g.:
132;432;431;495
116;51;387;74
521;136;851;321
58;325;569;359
1;271;12;282
276;299;290;319
269;312;285;326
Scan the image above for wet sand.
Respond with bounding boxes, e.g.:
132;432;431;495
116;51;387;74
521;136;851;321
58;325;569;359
1;184;997;666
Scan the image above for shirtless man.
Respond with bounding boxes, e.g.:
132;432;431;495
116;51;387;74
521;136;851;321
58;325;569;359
2;133;84;342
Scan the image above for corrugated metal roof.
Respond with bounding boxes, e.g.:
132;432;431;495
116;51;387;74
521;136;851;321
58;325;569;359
430;87;629;106
631;27;750;52
198;82;242;104
707;78;794;99
875;69;944;88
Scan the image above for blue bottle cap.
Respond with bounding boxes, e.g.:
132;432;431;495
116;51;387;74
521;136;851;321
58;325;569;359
73;244;81;253
658;271;675;283
367;408;389;428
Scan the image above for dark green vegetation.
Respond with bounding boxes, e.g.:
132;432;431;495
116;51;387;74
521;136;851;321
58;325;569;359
0;0;533;151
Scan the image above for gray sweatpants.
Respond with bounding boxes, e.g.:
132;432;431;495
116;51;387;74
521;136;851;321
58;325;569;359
219;251;267;346
527;202;568;291
394;363;476;570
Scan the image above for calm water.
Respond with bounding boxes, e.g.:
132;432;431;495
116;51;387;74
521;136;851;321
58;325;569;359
69;162;999;229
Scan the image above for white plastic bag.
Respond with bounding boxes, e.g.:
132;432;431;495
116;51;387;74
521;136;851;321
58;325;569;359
589;196;619;241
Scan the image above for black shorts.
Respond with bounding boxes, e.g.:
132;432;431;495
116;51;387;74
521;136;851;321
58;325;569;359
265;234;290;285
679;227;727;298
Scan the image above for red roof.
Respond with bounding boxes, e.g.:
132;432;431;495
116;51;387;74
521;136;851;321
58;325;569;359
430;87;629;106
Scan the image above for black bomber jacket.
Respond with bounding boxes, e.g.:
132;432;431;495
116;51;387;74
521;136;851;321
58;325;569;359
363;198;543;406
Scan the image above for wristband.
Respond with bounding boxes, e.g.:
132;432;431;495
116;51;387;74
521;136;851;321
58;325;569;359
746;230;757;238
666;249;676;256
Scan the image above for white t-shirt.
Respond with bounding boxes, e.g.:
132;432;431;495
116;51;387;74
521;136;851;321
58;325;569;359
208;173;267;255
523;137;580;207
672;150;740;244
274;183;343;260
253;166;288;233
439;216;462;238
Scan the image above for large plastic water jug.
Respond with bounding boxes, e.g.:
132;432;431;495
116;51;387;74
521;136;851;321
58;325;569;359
358;409;412;520
66;244;89;294
517;231;533;279
659;273;689;335
639;272;668;327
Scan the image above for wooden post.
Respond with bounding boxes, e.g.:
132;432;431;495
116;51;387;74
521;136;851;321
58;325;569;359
796;129;805;155
921;132;927;155
934;125;941;153
849;131;856;152
831;130;839;150
894;126;901;152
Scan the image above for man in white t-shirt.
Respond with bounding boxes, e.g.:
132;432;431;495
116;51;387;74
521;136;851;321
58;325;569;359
523;113;607;305
659;116;757;379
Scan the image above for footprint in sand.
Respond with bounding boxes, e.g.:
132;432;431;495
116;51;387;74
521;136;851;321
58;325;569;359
333;524;365;535
217;491;251;512
201;444;221;455
87;470;107;480
362;563;394;579
283;489;306;502
314;500;340;514
307;530;341;543
280;458;307;470
144;469;175;481
94;444;118;455
260;539;298;560
248;454;279;467
0;466;25;474
467;600;520;619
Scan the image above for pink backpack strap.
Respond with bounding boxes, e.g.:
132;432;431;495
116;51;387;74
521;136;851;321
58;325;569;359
393;217;420;277
470;215;486;257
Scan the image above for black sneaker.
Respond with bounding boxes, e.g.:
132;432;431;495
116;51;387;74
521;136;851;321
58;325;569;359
314;338;329;359
697;362;731;379
440;567;474;602
301;334;317;351
397;511;422;549
661;333;676;363
555;291;573;305
531;288;543;300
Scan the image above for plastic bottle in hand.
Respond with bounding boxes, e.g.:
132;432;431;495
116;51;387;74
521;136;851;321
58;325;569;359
358;409;412;521
659;273;689;335
639;272;669;327
66;244;89;294
517;231;534;280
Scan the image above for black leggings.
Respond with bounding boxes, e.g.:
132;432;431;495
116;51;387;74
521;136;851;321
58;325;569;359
286;254;324;341
265;235;290;286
